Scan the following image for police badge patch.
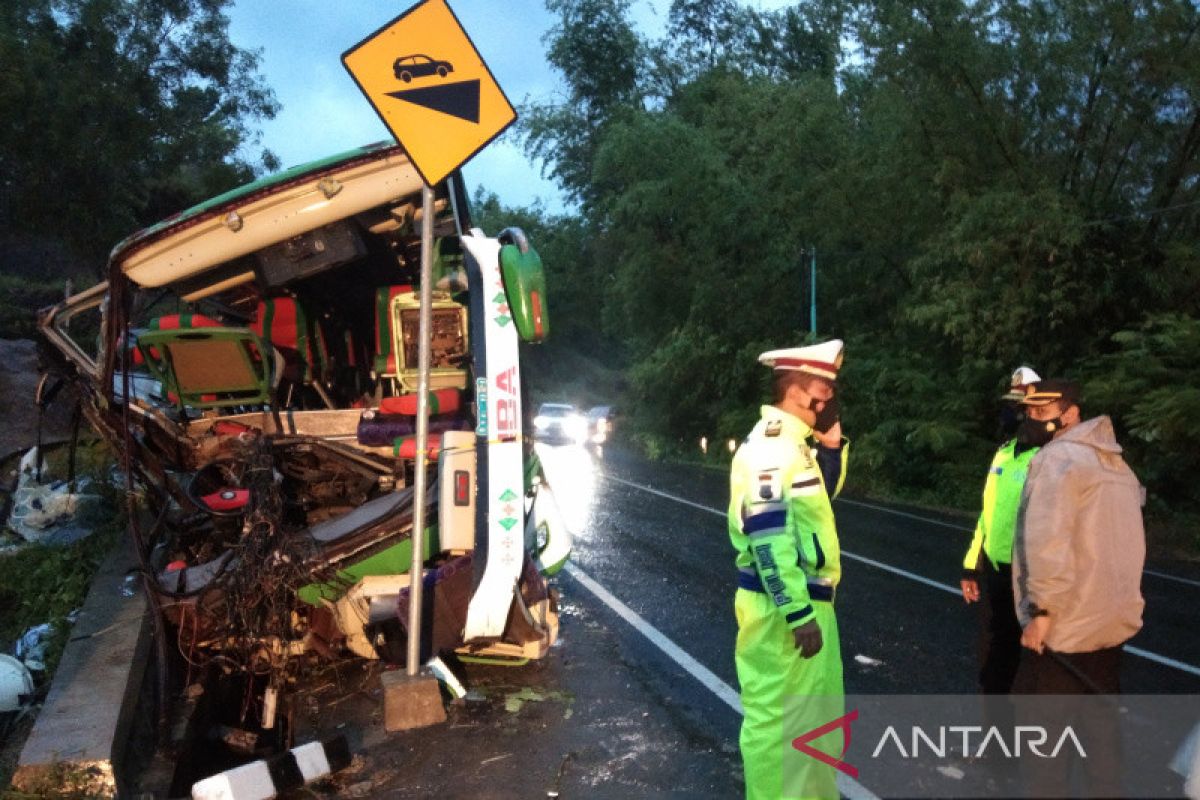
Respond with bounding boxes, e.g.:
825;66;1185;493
765;420;782;437
757;470;781;500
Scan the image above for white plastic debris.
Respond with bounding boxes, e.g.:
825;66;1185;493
427;656;467;699
6;447;100;545
0;654;34;712
854;654;884;667
15;623;54;672
936;765;965;780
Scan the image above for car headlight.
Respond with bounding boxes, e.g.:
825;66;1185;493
534;416;549;430
565;416;588;438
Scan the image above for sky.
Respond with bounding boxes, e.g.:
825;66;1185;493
226;0;676;214
226;0;793;215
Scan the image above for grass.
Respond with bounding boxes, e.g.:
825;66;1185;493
0;441;125;793
0;760;114;800
1;441;124;670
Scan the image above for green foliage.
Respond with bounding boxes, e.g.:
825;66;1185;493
517;0;1200;533
520;0;645;206
470;189;623;362
0;442;123;677
1080;314;1200;515
0;274;68;339
0;0;279;275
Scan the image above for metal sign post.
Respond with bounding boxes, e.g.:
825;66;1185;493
405;182;436;677
343;0;517;726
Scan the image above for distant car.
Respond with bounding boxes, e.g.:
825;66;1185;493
533;403;587;444
392;54;454;83
586;405;615;445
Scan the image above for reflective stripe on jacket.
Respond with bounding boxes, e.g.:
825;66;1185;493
728;405;846;630
962;439;1039;570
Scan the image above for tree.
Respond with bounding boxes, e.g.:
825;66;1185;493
522;0;1200;522
520;0;644;207
0;0;279;274
1081;313;1200;515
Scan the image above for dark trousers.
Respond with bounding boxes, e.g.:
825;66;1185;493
1014;645;1123;694
976;556;1022;694
1014;646;1124;797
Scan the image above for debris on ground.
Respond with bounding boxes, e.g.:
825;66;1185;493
0;654;34;713
854;653;885;667
427;656;467;699
503;686;574;718
14;623;54;672
6;447;101;545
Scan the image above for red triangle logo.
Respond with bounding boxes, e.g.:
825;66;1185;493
791;708;859;778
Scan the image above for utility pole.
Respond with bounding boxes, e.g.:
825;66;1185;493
809;246;817;335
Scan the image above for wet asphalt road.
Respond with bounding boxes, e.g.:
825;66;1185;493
547;443;1200;699
291;442;1199;799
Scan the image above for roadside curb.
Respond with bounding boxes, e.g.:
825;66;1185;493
11;534;150;797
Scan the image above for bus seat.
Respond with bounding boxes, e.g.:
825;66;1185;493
373;285;413;377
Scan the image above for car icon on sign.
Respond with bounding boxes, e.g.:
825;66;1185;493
393;54;454;83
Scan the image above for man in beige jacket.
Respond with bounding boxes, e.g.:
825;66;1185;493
1011;378;1145;692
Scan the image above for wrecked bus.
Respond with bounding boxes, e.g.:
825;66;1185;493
36;142;570;734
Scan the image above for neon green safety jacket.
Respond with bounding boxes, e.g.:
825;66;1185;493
728;405;848;630
962;439;1039;571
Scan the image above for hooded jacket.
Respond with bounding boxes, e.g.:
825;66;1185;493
1012;416;1146;653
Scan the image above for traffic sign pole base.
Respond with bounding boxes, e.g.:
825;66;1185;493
382;670;447;731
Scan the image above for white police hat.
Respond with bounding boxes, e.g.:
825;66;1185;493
1002;366;1041;401
757;339;844;381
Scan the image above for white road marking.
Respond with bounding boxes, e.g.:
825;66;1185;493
838;551;962;596
563;561;742;714
834;496;971;530
1142;569;1200;589
606;475;728;517
1124;646;1200;677
562;561;880;800
837;498;1200;589
601;475;1200;679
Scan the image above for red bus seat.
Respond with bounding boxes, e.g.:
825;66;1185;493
252;296;330;385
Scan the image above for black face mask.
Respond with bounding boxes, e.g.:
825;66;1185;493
1016;415;1060;447
813;396;840;434
997;404;1023;440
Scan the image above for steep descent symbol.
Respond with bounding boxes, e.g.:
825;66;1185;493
386;79;480;124
341;0;517;186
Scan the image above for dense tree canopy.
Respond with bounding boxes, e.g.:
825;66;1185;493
0;0;279;276
515;0;1200;529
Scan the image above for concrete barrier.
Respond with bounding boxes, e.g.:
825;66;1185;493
11;535;150;797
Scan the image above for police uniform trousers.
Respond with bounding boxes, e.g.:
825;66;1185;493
735;589;843;800
977;555;1022;694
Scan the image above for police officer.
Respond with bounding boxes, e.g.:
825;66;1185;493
728;340;848;800
961;366;1041;695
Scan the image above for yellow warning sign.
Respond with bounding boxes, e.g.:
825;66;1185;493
342;0;517;188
